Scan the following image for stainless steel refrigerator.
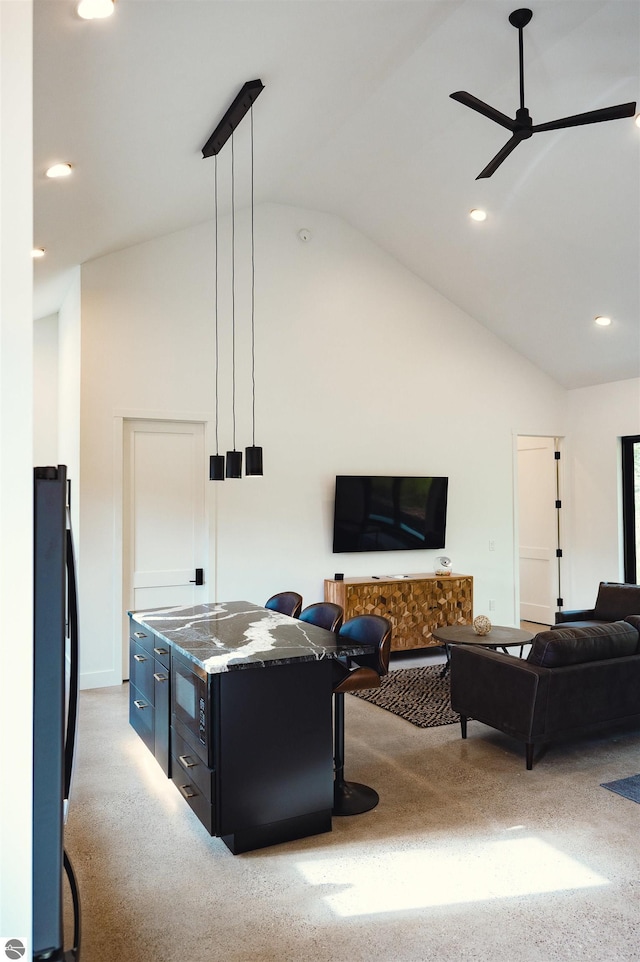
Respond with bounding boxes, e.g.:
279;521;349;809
33;465;81;961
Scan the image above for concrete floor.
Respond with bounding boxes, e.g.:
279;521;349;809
64;644;640;962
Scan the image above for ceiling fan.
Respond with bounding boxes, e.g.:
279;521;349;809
451;7;637;179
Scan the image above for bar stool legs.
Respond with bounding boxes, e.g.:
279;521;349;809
332;691;379;816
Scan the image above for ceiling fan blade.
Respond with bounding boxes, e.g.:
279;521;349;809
476;132;524;179
532;101;637;132
450;91;516;131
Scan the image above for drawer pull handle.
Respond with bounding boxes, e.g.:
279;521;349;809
133;699;148;710
179;783;197;800
153;672;168;683
179;753;197;769
133;654;147;663
153;647;169;656
134;631;147;639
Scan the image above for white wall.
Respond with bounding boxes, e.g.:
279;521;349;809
0;0;33;945
58;270;82;544
33;313;58;464
564;377;640;608
78;202;566;688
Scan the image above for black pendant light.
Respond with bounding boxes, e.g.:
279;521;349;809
203;80;265;481
245;105;263;477
225;131;242;478
209;455;225;481
209;154;225;481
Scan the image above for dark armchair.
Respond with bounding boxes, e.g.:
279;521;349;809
554;581;640;629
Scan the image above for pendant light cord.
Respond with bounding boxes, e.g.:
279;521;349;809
231;131;237;451
250;105;256;447
214;154;220;455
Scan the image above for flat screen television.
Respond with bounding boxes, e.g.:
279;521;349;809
332;475;448;553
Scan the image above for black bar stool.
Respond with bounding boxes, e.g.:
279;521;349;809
331;614;392;816
299;602;344;633
264;591;303;618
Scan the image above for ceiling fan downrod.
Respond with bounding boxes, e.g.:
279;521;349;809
509;8;532;112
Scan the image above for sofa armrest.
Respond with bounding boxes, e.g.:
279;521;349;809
450;645;550;740
555;608;596;624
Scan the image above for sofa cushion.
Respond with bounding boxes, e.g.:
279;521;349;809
527;622;638;668
593;582;640;621
624;614;640;641
551;620;611;630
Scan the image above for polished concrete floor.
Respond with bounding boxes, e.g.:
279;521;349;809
64;643;640;962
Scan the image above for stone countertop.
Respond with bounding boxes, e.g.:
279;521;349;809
129;600;373;674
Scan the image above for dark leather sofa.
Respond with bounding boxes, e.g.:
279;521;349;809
554;581;640;629
449;617;640;769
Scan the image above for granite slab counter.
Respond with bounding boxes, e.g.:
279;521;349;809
129;600;373;674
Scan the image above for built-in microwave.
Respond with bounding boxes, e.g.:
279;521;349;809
171;649;212;767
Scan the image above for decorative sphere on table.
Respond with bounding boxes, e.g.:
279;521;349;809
473;615;492;635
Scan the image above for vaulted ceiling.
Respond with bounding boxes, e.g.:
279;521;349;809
33;0;640;389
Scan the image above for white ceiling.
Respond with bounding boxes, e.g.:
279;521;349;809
33;0;640;389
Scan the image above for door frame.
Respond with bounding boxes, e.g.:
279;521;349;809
621;435;640;583
113;410;214;681
512;433;565;626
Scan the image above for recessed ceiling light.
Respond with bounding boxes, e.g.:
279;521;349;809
46;163;73;179
77;0;115;18
594;315;612;327
32;248;46;258
469;208;487;222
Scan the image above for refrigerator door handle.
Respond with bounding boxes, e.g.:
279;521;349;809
64;511;80;808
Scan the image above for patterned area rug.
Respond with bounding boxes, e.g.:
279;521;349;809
600;774;640;803
350;665;459;728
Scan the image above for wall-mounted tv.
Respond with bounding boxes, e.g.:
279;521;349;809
332;475;448;553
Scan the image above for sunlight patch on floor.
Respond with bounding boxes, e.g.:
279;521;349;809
296;835;609;917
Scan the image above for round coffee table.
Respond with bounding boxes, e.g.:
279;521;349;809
432;624;534;676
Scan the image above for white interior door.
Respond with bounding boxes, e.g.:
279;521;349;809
123;419;207;676
517;436;560;625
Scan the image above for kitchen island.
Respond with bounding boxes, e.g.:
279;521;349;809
128;601;373;854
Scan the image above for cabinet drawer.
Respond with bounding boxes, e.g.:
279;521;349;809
129;682;154;754
171;759;215;835
152;642;171;671
171;726;215;800
130;638;154;702
130;618;171;669
130;620;154;655
154;667;171;777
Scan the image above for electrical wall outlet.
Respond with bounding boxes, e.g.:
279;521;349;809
489;540;496;551
488;599;496;611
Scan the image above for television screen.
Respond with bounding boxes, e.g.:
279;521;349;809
332;476;448;553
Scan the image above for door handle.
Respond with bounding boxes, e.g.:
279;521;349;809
190;568;204;586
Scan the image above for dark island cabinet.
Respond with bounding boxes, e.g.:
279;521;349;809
128;602;372;854
128;618;171;776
